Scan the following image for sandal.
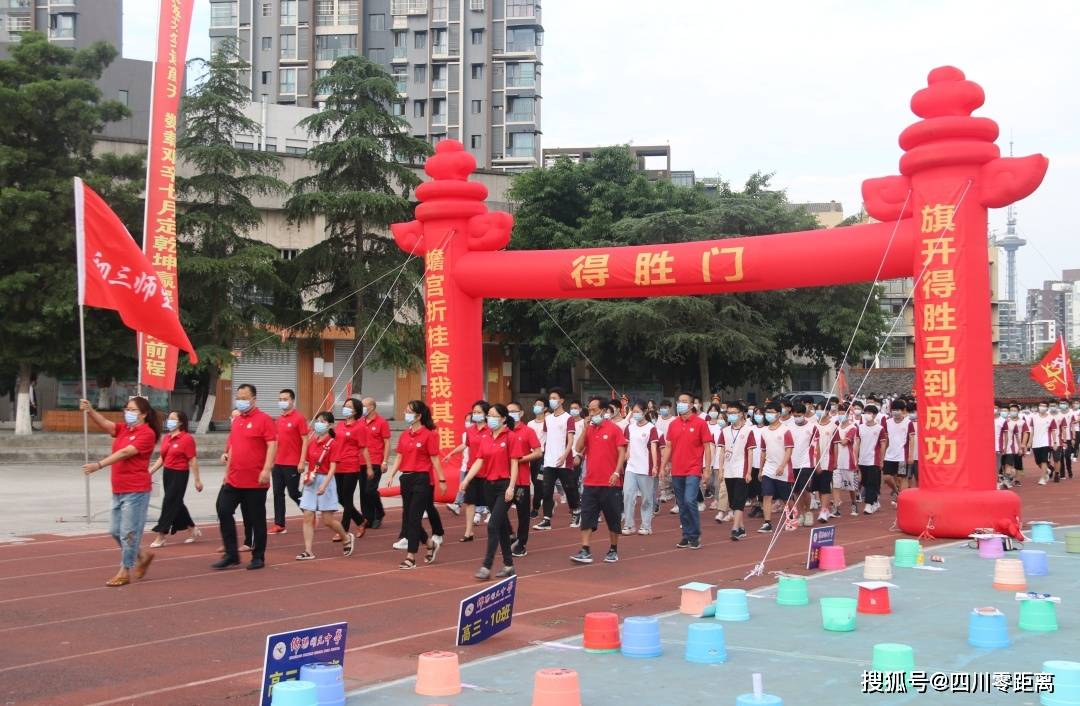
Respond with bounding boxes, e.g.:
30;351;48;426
425;541;440;564
133;553;155;580
354;525;366;539
184;527;203;544
296;551;315;561
105;574;130;587
459;535;475;543
343;534;355;557
150;538;166;548
399;558;417;570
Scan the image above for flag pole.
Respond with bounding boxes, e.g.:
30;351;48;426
80;303;91;525
74;177;92;524
1061;335;1072;398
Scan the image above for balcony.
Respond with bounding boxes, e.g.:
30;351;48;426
393;75;407;94
391;0;427;15
470;0;484;8
391;46;407;62
392;15;407;29
506;1;540;19
506;110;534;123
432;113;447;127
504;145;535;158
503;41;536;54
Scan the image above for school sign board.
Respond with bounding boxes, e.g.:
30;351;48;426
260;622;348;706
807;525;837;570
456;574;517;646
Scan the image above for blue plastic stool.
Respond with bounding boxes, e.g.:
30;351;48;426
1029;523;1055;544
1041;660;1080;706
685;623;727;664
714;589;751;622
1020;550;1049;577
620;616;662;658
299;663;345;706
270;680;318;706
735;694;783;705
968;610;1010;649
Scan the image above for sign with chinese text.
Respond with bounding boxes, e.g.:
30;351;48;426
424;245;460;455
260;622;348;706
456;574;517;646
807;525;836;570
564;245;745;292
139;0;195;390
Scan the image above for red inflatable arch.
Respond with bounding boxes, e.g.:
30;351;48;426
382;66;1048;539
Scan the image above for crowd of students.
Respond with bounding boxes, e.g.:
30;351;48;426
75;384;1079;586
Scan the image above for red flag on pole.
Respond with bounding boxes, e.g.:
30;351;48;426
75;178;198;362
1030;335;1074;398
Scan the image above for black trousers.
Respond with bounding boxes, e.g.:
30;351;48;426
1064;441;1074;477
360;465;385;523
400;472;432;554
399;482;446;539
541;465;581;518
512;485;531;549
530;460;544;512
483;479;514;569
217;484;268;561
152;469;195;535
335;472;365;531
859;465;882;506
271;464;301;527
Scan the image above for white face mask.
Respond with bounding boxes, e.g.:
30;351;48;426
341;406;354;418
278;400;291;411
404;412;416;425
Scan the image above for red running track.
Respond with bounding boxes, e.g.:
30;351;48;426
0;467;1076;705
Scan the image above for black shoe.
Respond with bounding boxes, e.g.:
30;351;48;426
369;518;382;530
570;549;593;564
689;538;701;550
736;527;747;539
675;538;690;549
533;518;552;531
731;530;740;542
211;556;240;570
512;544;528;558
247;558;265;570
758;522;773;533
530;508;540;518
569;511;582;529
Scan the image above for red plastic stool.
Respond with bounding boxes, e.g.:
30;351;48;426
856;583;892;615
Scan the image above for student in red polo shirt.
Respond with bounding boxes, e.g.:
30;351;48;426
461;404;522;580
659;393;713;550
334;398;373;539
361;397;391;529
149;410;203;547
506;401;542;558
212;383;277;571
444;401;492;542
570;397;628;564
386;400;448;570
80;396;161;586
296;412;355;560
269;388;309;534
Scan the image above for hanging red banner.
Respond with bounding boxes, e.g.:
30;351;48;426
1030;335;1075;397
139;0;195;391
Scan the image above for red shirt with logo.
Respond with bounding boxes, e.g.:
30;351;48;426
226;408;277;489
397;425;441;484
160;431;197;471
274;409;309;466
364;414;392;466
110;423;157;494
465;424;492;478
512;424;541;486
581;420;628;486
334;419;368;473
477;428;520;482
665;416;713;477
305;434;340;474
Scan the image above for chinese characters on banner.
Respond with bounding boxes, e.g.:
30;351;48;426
456;575;516;646
260;622;347;706
1030;335;1075;397
566;245;744;291
425;247;459;453
917;204;961;471
140;0;195;390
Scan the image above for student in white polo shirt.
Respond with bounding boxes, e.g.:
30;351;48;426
881;399;915;506
718;402;756;541
622;402;659;535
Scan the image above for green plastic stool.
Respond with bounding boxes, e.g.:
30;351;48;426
1066;531;1080;554
1019;600;1059;632
776;575;809;606
820;597;857;632
872;643;915;686
893;539;920;568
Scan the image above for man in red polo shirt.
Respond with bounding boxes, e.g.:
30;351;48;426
361;397;391;529
269;388;309;534
659;393;713;550
213;383;277;570
570;397;628;564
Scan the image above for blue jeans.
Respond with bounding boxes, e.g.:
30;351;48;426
111;491;150;568
672;475;701;541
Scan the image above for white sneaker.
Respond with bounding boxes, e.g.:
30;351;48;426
447;503;461;516
622;527;634;535
850;506;859;517
473;512;482;524
697;502;705;512
392;538;408;550
810;496;820;510
432;534;444;546
482;513;491;524
637;527;652;535
670;505;680;514
1038;478;1048;486
863;503;877;515
715;511;726;523
818;511;830;524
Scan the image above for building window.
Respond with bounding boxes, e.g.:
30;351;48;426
278;248;298;260
506;61;534;87
471;134;482;149
506;0;535;18
507;96;533;122
316;34;358;61
505;27;535;53
261;70;271;85
413;64;426;83
507;131;534;157
432;98;446;124
280;0;297;24
117;89;129;107
432;0;448;21
414;30;426;49
432;64;446;90
368;13;385;31
471;29;483;45
315;0;334;24
285;145;307;155
413;99;425;117
279;67;297;94
339;0;359;23
210;1;238;28
235;141;254;150
48;12;76;38
392;101;406;116
261;2;272;17
280;34;296;59
433;28;448;55
470;0;485;9
367;47;385;64
210;35;230;56
261;36;272;50
471;99;481;114
471;63;483;79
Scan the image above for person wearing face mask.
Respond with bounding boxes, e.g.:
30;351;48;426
506;401;543;558
149;411;203;547
746;409;766;518
571;397;628;564
993;401;1008;488
654;400;676;505
717;403;756;540
1058;400;1075;480
779;401;794;428
213;384;277;570
1031;401;1057;485
659;393;713;549
387;401;447;569
1049;404;1066;482
568;401;586;503
360;397;391;529
534;388;579;532
881;400;915;506
622;402;659;535
756;402;794;533
444;402;493;541
705;404;731;521
609;401;630;432
268;389;309;535
80;396;161;586
527;398;548;519
832;404;861;516
850;402;865;426
906;401;920;488
295;412;355;560
785;400;820;527
812;403;839;522
331;398;373;541
999;403;1029;489
855;404;886;514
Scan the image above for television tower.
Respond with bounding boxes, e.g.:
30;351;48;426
997;141;1027;305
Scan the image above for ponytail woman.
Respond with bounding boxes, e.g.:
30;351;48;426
296;412;355;560
149;411;203;547
461;404;520;580
333;398;373;540
80;396;160;586
387;401;447;570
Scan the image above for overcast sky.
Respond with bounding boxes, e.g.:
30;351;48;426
123;1;1079;307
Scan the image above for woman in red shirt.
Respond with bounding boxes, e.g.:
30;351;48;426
80;396;161;587
460;404;520;581
333;398;373;540
148;410;204;547
297;412;355;560
387;400;447;570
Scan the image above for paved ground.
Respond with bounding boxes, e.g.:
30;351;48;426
0;460;1076;705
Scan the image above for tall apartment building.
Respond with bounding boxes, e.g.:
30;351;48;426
1024;272;1080;355
0;0;152;140
209;0;543;171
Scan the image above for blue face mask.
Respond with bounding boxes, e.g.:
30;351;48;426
472;413;485;424
404;412;416;425
549;399;560;410
838;415;848;424
533;404;544;415
341;406;354;418
313;421;330;434
659;407;671;418
165;418;178;431
591;414;603;425
708;411;720;420
815;410;825;420
278;400;290;411
361;406;371;417
676;402;690;415
632;412;644;422
999;410;1008;418
124;410;139;425
486;417;501;431
765;413;777;424
726;413;739;424
509;411;522;422
753;414;765;425
569;408;581;417
235;399;252;413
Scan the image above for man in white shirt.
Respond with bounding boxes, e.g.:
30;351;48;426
527;398;548;518
881;400;915;505
718;403;756;540
993;403;1008;488
787;401;819;527
856;405;887;514
1000;403;1028;488
534;388;578;530
757;402;793;533
622;402;659;535
1030;402;1056;485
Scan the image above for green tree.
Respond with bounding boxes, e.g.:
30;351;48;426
285;56;431;390
0;33;129;433
176;41;288;432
